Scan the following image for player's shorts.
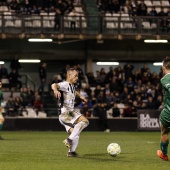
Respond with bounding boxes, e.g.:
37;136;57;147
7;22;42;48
59;107;82;133
160;110;170;128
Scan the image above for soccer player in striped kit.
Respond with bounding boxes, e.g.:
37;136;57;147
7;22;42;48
51;68;89;157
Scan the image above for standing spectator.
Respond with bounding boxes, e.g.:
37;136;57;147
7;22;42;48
38;62;47;94
0;64;9;87
0;64;8;79
137;0;147;16
94;98;110;132
60;64;70;80
8;69;22;90
123;63;134;81
109;77;119;93
127;0;138;16
54;8;61;31
160;18;169;33
86;72;96;87
10;55;22;74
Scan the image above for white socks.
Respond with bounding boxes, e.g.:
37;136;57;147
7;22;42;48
69;121;88;140
69;135;79;152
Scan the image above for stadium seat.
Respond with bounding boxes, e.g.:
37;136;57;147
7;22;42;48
105;13;113;21
142;21;151;29
145;0;153;6
5;20;14;27
0;6;8;12
32;20;41;27
106;22;114;29
14;19;22;27
161;0;169;6
121;13;130;21
113;13;121;21
152;1;161;6
155;7;161;13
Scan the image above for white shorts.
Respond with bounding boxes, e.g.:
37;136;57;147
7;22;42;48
59;107;82;133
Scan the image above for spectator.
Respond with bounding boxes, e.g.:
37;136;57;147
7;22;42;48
94;98;110;132
78;97;93;117
8;69;22;90
160;17;169;33
10;55;22;74
123;63;134;81
127;0;138;16
15;96;27;116
84;83;92;98
20;87;32;107
38;62;47;94
5;96;17;116
33;95;44;116
109;77;119;93
54;8;61;31
60;64;70;80
158;7;167;16
149;6;157;16
86;72;96;87
0;64;9;89
137;0;147;16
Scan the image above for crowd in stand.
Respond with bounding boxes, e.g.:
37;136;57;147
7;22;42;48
59;63;164;119
0;61;165;120
0;0;76;15
97;0;170;17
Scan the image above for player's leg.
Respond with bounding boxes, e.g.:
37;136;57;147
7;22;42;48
157;125;169;160
0;108;5;140
67;127;80;157
68;115;89;141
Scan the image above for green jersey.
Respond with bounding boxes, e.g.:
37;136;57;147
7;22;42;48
0;90;3;107
160;73;170;127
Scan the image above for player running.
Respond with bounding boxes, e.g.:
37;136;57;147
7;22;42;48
0;81;4;140
157;56;170;161
51;68;89;157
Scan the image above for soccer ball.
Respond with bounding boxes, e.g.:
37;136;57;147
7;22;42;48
107;143;121;156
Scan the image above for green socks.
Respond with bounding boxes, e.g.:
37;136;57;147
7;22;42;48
0;123;3;130
160;140;169;155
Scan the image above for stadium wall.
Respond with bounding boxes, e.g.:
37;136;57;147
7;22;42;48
3;117;137;131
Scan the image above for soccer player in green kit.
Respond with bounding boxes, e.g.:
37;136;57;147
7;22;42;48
0;81;4;140
157;56;170;161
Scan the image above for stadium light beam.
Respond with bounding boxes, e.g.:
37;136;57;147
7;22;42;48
153;62;163;66
28;39;53;42
19;59;41;63
0;61;5;64
96;62;119;66
144;40;168;43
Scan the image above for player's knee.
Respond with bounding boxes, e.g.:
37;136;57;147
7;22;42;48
0;118;4;124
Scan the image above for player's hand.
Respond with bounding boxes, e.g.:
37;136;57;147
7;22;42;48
54;90;61;98
81;97;87;103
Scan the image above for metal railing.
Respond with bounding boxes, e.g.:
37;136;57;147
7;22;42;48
20;74;36;91
0;14;170;37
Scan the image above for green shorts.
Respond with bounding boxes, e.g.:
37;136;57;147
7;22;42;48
160;110;170;128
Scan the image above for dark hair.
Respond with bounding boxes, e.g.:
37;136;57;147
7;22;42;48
163;56;170;70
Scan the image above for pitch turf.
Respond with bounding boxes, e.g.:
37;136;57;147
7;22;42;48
0;131;169;170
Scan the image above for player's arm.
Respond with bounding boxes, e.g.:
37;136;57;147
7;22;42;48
76;91;87;103
51;83;61;98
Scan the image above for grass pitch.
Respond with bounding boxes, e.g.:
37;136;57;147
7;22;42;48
0;131;169;170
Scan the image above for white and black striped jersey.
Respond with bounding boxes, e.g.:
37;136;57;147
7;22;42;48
57;81;76;111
